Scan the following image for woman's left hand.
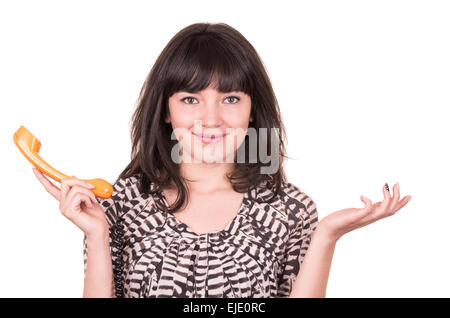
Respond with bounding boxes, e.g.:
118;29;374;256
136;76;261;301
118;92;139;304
317;183;412;243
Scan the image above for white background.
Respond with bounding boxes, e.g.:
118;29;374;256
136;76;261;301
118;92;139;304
1;0;449;297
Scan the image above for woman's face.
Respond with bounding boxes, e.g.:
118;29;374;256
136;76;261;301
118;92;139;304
166;82;253;164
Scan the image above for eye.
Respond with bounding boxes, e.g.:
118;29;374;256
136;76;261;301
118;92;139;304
224;96;240;104
180;95;241;104
181;97;198;104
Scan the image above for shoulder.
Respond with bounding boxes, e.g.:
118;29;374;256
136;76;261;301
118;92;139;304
249;180;319;253
278;181;319;231
112;175;160;211
252;180;318;226
112;175;140;194
101;175;141;205
280;181;318;214
96;175;148;223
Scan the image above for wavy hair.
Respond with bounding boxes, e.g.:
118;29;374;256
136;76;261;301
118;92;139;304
117;22;290;213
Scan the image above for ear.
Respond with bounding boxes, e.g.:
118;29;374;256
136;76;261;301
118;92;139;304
249;116;254;122
165;114;171;123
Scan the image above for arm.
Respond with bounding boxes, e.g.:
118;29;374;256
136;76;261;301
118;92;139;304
81;177;130;298
288;225;336;298
83;233;115;298
289;183;412;298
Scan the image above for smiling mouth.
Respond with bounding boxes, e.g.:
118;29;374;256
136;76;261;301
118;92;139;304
193;133;227;144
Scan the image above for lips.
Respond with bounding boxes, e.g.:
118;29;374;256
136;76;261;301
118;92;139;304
194;133;226;144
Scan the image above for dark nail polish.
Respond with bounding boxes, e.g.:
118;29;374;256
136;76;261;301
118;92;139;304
384;183;390;192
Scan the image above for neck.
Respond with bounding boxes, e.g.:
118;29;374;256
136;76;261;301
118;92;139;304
179;162;235;194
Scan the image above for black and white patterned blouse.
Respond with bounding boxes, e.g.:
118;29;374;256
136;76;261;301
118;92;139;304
83;175;319;298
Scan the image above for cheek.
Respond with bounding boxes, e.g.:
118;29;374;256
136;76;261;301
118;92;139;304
225;108;251;128
225;127;248;149
167;100;194;124
233;102;252;127
170;110;196;130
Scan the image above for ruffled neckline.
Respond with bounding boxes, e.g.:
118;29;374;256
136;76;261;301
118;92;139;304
141;177;276;241
158;188;251;238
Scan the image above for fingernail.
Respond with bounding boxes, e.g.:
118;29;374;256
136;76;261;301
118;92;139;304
384;183;390;192
86;183;95;188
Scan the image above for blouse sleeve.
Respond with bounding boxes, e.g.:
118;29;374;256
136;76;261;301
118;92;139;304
82;177;128;296
276;187;319;298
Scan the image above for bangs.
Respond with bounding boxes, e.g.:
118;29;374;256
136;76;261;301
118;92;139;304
164;34;253;96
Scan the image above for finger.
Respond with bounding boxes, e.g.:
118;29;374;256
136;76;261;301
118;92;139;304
89;195;99;208
66;184;97;208
64;193;93;220
60;176;82;207
60;176;74;207
73;193;94;210
60;176;95;200
68;176;96;191
69;176;97;204
359;195;373;211
383;182;392;199
357;195;374;219
32;168;61;200
80;194;94;209
83;195;94;209
377;183;392;216
392;195;412;213
386;183;401;215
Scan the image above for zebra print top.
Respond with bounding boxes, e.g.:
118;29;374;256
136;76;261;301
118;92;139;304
83;175;319;298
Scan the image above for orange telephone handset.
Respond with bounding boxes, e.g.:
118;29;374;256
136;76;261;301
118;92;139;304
13;125;113;198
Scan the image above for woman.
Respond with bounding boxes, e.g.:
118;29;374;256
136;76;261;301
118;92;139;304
33;22;412;298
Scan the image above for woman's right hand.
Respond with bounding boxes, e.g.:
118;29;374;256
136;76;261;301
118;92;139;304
32;167;109;240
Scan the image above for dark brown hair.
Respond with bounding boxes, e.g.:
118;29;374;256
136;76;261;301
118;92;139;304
117;22;289;213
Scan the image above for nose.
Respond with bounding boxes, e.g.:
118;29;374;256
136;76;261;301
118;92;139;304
199;100;223;127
